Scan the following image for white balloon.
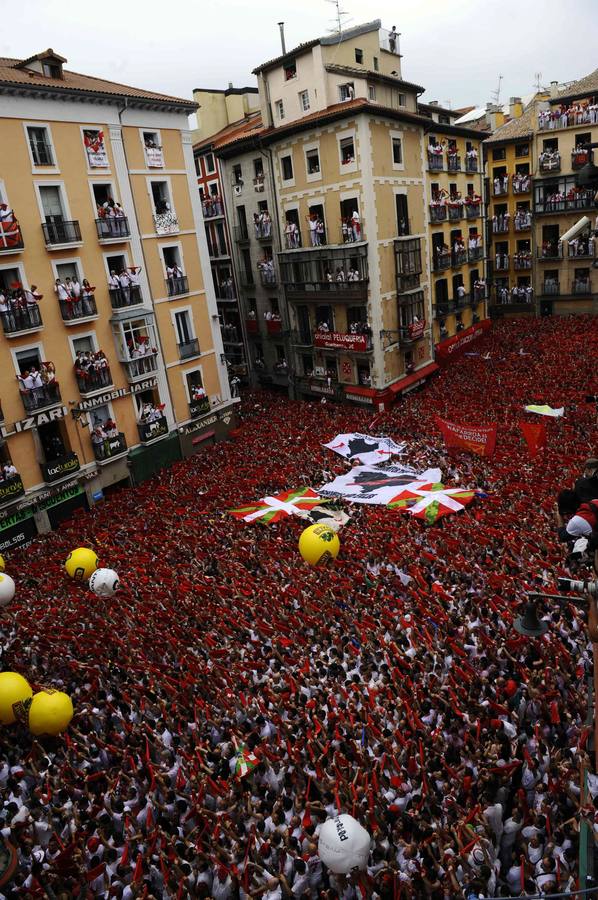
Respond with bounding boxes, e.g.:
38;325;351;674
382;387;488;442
89;568;120;598
317;815;371;874
0;573;15;608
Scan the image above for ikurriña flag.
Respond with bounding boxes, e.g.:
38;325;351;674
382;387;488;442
519;421;547;458
435;416;497;457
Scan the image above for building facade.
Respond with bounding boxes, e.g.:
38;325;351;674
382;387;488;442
0;49;235;548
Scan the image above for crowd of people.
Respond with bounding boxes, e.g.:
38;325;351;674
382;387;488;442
254;212;273;240
514;210;532;232
16;361;59;412
512;174;531;195
54;278;96;320
1;317;598;897
96;200;128;238
202;195;224;218
494;283;534;304
107;268;142;308
538;102;598;130
74;351;111;394
0;284;43;333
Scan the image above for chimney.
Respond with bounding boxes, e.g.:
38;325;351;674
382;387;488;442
509;96;522;119
228;82;233;90
428;100;439;107
278;22;286;55
486;103;505;133
550;80;559;98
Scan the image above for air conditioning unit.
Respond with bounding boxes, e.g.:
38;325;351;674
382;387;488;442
233;185;243;197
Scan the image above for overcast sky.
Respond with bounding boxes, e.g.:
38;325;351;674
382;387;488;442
4;0;598;111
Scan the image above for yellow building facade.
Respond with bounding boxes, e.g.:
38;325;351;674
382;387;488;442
0;50;234;548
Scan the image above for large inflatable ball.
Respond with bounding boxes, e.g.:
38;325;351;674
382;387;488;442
299;524;340;565
0;554;5;572
65;547;98;581
318;815;371;874
89;568;120;598
28;689;74;736
0;573;15;608
0;672;32;725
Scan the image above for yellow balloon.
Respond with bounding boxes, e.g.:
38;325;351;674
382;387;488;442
65;547;98;581
298;524;340;566
0;554;5;572
28;690;74;736
0;672;32;725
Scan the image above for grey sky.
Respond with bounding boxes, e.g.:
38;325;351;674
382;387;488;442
3;0;598;111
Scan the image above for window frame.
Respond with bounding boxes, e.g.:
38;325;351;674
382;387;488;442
275;99;285;121
304;143;322;183
299;89;310;113
338;131;357;173
390;131;404;171
279;152;295;187
80;126;110;173
23;122;59;173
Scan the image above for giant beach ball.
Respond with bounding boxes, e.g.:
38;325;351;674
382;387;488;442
0;573;15;608
65;548;98;581
89;568;120;598
318;815;371;874
0;554;5;572
299;524;340;565
28;689;74;736
0;672;32;725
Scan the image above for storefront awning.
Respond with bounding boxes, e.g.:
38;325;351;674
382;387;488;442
344;385;378;398
389;362;439;395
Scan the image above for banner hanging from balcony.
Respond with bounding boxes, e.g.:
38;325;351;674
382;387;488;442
228;487;328;524
435;319;491;366
435;416;497;457
407;320;426;340
319;465;442;505
313;332;369;353
83;130;108;167
323;433;406;467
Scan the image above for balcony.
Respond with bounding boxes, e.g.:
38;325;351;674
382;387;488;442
427;152;443;171
538;109;593;131
203;198;224;218
452;249;467;267
92;432;128;463
513;176;531;194
0;475;25;506
473;286;487;302
468;246;484;262
145;146;164;168
492;220;509;234
285;280;369;303
41;451;80;484
0;219;24;253
465;156;478;173
246;318;259;334
539;153;561;174
572;279;592;295
153;212;179;235
568;242;595;259
259;267;277;287
541;281;560;296
399;323;426;344
448;205;462;222
58;294;98;324
535;192;595;214
208;243;230;260
19;382;61;415
313;330;373;352
76;365;113;396
433;250;451;271
215;282;236;302
95;217;130;243
165;275;189;297
1;304;43;336
429;204;447;223
434;301;456;317
447;153;461;172
284;229;303;250
189;395;211;418
537;245;562;260
266;319;282;335
493;178;509;196
233;224;250;243
514;215;532;232
221;324;241;344
513;254;532;271
138;415;169;443
122;353;158;382
42;220;82;247
495;255;510;270
572;149;593;171
254;220;273;241
109;285;144;311
455;293;472;309
178;338;200;359
465;203;481;219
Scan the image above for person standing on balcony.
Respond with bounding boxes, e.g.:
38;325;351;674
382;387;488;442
54;277;71;319
0;288;15;332
113;202;126;236
118;269;131;306
82;279;95;316
253;213;261;239
67;276;82;318
351;210;361;242
306;213;318;247
388;26;398;53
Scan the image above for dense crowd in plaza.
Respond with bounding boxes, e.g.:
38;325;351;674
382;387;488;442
1;317;598;898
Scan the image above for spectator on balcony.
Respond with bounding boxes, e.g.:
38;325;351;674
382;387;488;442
2;461;18;480
260;210;272;238
166;262;184;294
117;269;132;305
91;424;108;459
348;266;360;281
259;259;276;284
0;288;16;332
351;210;361;242
284;219;299;249
23;285;42;326
317;321;330;333
341;217;351;243
66;276;82;317
252;212;261;239
247;308;256;320
429;141;443;157
335;267;346;283
54;277;71;317
0;202;14;224
456;283;467;304
81;279;96;316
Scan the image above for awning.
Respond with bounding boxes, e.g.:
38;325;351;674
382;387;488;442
389;362;439;395
344;385;378;398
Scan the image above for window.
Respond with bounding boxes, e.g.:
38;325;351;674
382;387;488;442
373;56;379;72
284;60;297;81
27;126;54;166
339;83;355;102
143;131;163;167
281;155;294;181
194;157;201;177
205;152;215;174
253;158;264;179
392;137;403;165
355;49;363;64
275;100;285;120
83;129;108;168
39;185;66;222
398;93;406;107
232;164;243;185
439;115;450;124
174;310;193;345
395;238;422;286
340;137;355;166
396;195;410;236
492;147;506;161
299;90;310;112
368;85;376;101
150;181;172;215
515;143;529;157
306;148;320;175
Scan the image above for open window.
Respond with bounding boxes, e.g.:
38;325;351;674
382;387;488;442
143;130;164;167
83;129;108;168
151;181;178;234
339;83;355;102
27;125;54;167
340;136;355;166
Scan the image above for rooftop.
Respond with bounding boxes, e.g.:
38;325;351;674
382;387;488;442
554;67;598;103
252;19;382;75
324;63;424;95
194;111;264;152
484;103;535;144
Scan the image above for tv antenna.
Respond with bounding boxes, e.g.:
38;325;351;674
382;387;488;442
534;71;543;92
326;0;351;37
490;74;503;106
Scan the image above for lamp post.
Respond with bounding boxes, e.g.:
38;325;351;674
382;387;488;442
516;590;598;771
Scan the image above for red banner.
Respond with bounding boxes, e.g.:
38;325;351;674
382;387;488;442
435;320;491;365
519;422;547;458
313;332;368;352
408;320;425;340
435;415;497;457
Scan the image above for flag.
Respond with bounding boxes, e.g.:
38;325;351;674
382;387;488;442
524;404;564;418
301;506;350;530
435;416;497;457
388;483;476;524
323;433;405;466
228;487;327;524
519;422;547;458
319;465;441;505
235;744;259;778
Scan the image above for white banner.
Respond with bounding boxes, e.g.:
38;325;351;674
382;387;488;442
319;464;442;505
323;433;405;466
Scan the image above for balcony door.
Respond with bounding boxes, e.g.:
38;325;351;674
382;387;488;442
39;185;65;223
174;310;193;345
395;194;410;236
296;305;311;342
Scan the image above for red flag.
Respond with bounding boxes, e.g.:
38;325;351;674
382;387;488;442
435;415;497;457
519;422;547;459
133;853;143;883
